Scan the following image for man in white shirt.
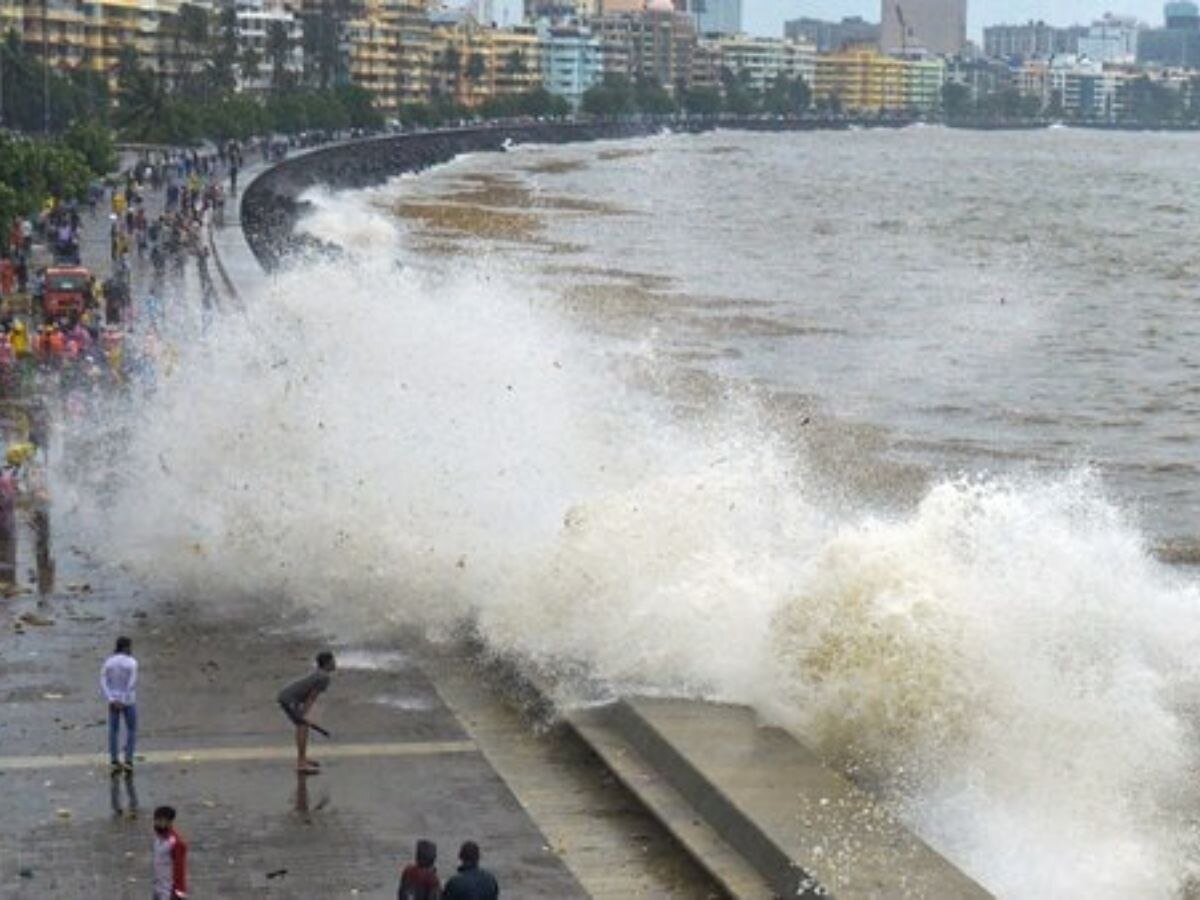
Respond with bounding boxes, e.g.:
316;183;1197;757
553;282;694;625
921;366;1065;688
100;636;138;774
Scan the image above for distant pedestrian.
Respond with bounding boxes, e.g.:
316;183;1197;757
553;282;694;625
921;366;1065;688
151;805;188;900
399;839;441;900
441;841;498;900
229;162;238;195
277;650;336;775
101;636;138;774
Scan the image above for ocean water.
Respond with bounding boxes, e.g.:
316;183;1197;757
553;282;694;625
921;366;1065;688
60;128;1200;898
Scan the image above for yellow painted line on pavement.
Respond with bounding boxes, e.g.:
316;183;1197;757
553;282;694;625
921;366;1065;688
0;740;478;771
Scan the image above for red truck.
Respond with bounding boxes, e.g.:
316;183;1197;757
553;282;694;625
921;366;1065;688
39;265;92;320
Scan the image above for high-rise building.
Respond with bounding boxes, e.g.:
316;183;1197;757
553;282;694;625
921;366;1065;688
678;0;741;36
1076;13;1139;64
785;16;880;53
879;0;967;56
537;20;602;108
1165;1;1200;29
592;3;696;90
1139;1;1200;67
982;21;1060;60
815;43;946;111
525;0;597;20
236;0;306;94
709;34;814;92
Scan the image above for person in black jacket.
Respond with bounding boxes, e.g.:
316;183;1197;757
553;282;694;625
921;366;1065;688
441;841;498;900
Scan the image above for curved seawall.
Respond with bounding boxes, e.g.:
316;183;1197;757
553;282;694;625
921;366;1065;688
240;121;674;269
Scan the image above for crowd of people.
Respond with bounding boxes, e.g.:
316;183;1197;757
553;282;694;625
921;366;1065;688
0;141;253;404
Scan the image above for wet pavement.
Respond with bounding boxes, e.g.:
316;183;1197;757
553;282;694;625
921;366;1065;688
0;570;585;898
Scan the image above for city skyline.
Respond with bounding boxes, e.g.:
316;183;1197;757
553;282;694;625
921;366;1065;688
484;1;1181;38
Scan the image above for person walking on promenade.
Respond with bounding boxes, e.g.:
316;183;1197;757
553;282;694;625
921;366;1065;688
441;841;499;900
101;636;138;774
399;839;441;900
277;650;336;775
152;805;188;900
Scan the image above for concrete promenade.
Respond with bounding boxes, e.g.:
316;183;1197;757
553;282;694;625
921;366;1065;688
0;146;720;899
0;580;585;898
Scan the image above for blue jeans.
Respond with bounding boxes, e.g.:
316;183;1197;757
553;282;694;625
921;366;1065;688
108;704;137;764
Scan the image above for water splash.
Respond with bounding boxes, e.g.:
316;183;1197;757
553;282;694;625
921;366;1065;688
57;186;1200;899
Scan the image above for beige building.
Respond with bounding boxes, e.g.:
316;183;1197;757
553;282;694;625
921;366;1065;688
815;43;944;113
879;0;967;56
711;34;816;93
378;0;433;105
9;0;210;91
429;15;542;107
345;13;404;114
592;5;695;89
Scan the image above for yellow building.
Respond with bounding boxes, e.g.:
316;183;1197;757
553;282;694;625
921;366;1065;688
429;15;541;107
814;44;906;112
378;0;432;106
346;15;404;115
815;44;943;114
7;0;212;93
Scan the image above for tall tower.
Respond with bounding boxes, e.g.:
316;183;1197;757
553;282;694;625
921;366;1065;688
880;0;967;55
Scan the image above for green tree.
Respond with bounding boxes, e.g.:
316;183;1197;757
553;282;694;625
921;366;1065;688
0;31;106;133
241;46;262;87
435;46;462;98
504;49;527;75
266;19;292;91
0;131;92;223
174;3;213;99
302;0;350;88
63;121;116;175
1125;75;1182;124
466;51;486;86
334;83;383;129
720;66;757;115
941;81;971;121
634;76;674;115
581;73;636;117
210;5;240;93
681;85;721;116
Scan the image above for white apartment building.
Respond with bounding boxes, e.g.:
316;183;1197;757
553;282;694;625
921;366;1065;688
711;35;816;93
236;0;305;93
537;19;602;109
1077;13;1140;64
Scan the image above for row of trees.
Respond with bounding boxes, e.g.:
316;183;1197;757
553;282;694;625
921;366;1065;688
582;71;814;119
942;77;1200;125
0;34;110;135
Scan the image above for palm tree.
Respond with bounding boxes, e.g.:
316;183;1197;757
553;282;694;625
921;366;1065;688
265;19;290;91
439;46;461;99
240;46;262;88
115;65;170;141
504;49;526;76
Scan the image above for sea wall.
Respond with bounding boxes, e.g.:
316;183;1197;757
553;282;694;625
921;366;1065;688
241;120;676;268
237;116;909;269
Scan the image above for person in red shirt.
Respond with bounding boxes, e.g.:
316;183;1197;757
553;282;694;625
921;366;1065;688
398;839;441;900
152;805;188;899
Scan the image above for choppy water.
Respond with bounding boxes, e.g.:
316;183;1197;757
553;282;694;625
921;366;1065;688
387;127;1200;546
61;128;1200;898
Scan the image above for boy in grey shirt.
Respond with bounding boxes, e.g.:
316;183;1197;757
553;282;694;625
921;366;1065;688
278;650;336;774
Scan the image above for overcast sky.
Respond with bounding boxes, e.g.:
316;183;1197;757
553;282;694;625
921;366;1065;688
488;1;1172;37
